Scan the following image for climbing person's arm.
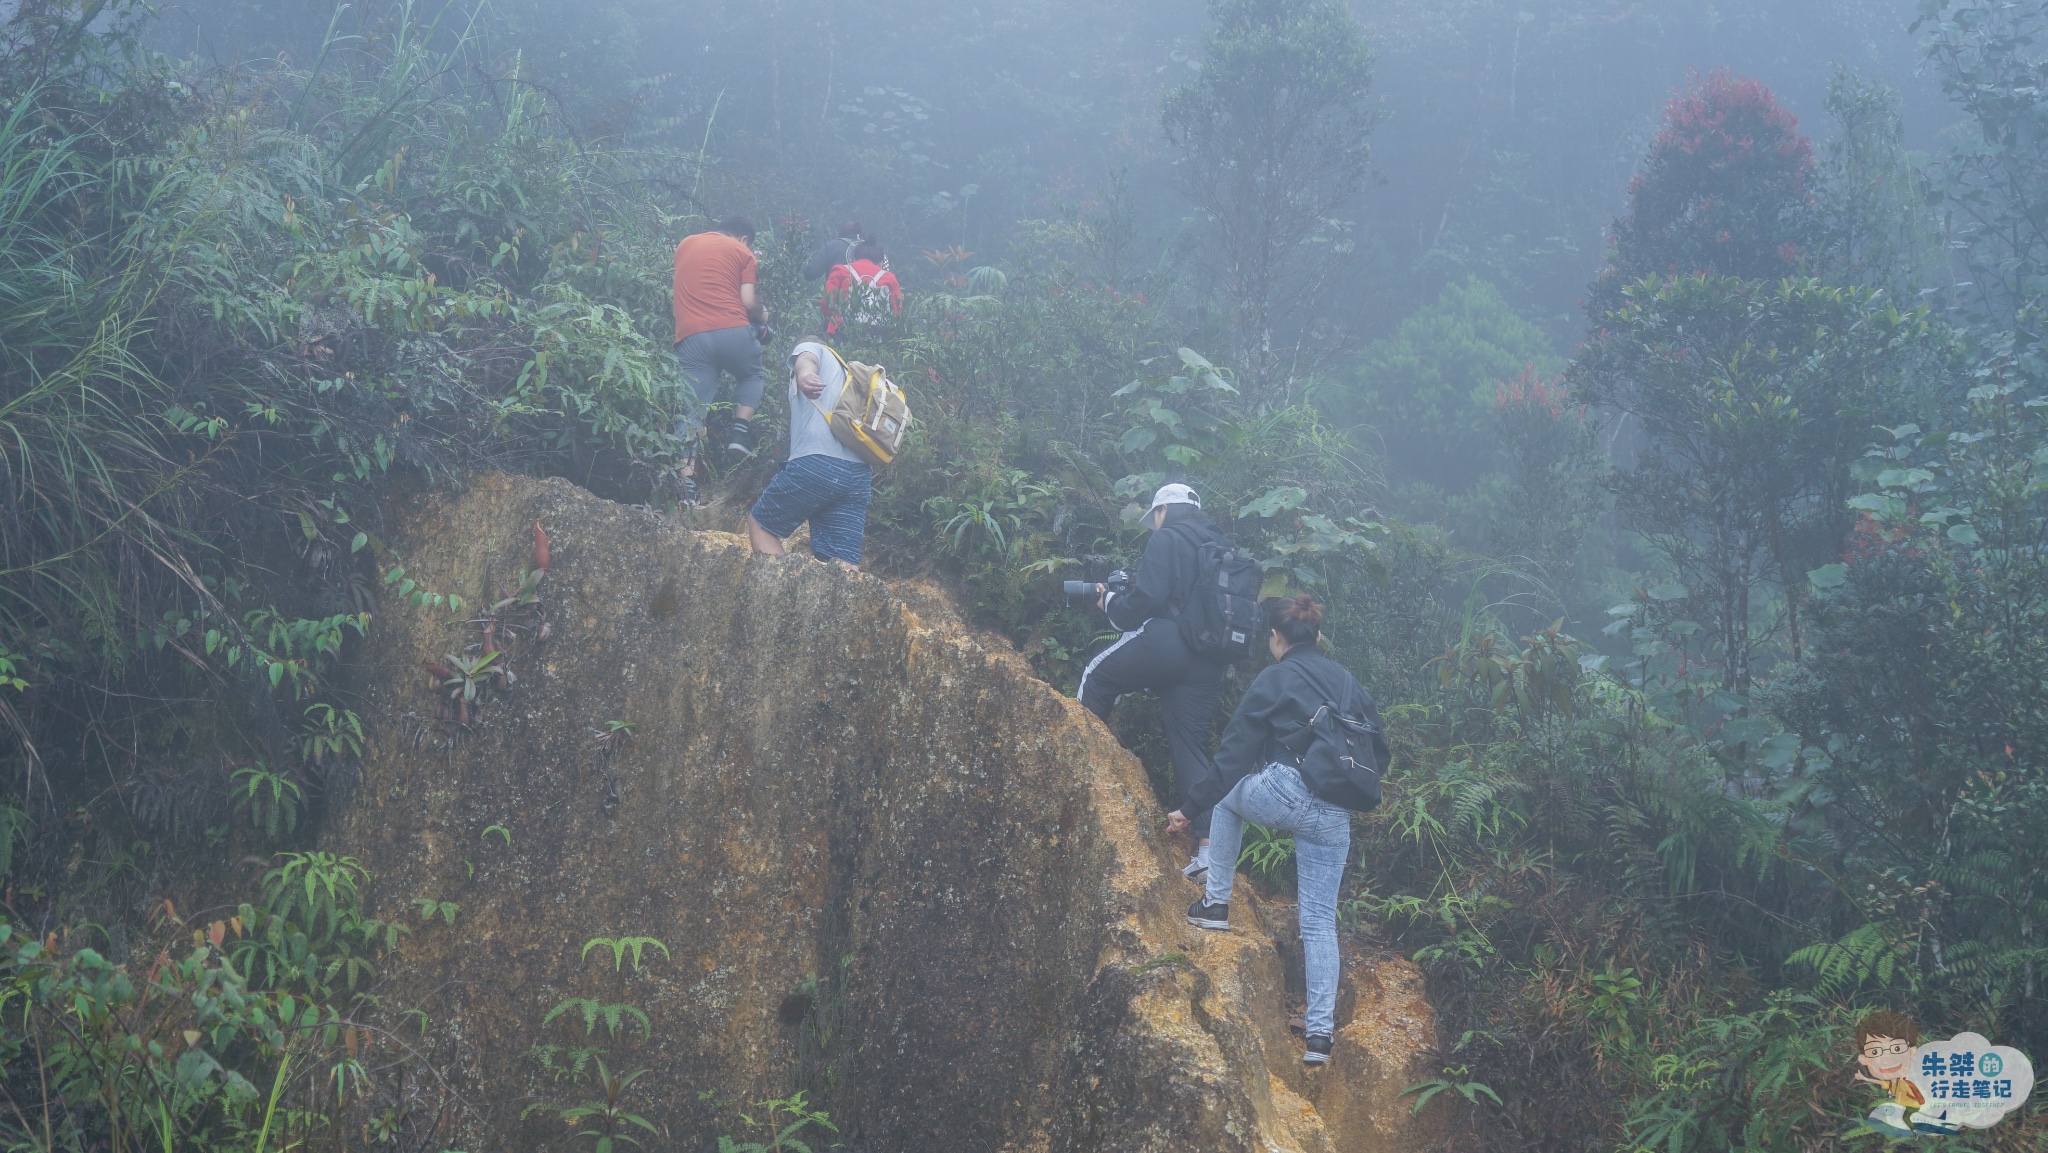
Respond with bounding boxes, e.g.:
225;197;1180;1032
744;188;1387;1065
1105;529;1184;631
1174;667;1284;819
793;350;825;399
738;246;765;326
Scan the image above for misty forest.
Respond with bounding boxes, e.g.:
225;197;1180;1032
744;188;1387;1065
2;0;2046;1149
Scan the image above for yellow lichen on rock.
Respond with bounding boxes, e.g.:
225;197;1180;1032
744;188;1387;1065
332;473;1444;1152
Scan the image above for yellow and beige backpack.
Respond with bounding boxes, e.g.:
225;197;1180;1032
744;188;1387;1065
812;346;912;467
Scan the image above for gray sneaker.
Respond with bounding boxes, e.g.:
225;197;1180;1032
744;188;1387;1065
726;418;756;458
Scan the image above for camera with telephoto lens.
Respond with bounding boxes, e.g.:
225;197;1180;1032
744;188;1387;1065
1063;569;1132;608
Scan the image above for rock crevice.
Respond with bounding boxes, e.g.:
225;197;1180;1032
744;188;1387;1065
334;473;1441;1151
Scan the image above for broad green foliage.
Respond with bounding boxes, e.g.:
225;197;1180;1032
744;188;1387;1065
716;1091;836;1153
0;0;694;914
1573;273;1940;691
0;854;451;1153
860;226;1385;687
1335;278;1564;492
1771;380;2048;1034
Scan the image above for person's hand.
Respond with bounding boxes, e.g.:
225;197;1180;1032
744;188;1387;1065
1165;810;1190;834
798;367;826;399
1094;583;1107;612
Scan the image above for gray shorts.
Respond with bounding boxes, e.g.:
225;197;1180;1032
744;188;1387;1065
674;326;765;430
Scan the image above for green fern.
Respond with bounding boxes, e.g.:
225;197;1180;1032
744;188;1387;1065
581;936;670;972
1786;923;1906;998
410;897;460;926
544;997;651;1039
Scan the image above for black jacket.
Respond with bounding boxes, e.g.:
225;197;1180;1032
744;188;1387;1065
804;235;861;281
1184;644;1384;813
1105;514;1233;635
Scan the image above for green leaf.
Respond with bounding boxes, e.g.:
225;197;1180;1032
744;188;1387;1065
351;533;368;553
1646;583;1689;602
1238;486;1309;518
1946;522;1982;544
1709;690;1748;716
1807;563;1848;589
1757;733;1803;772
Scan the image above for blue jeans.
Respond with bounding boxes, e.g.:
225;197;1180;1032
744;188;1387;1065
1205;763;1351;1037
749;454;873;565
674;327;766;434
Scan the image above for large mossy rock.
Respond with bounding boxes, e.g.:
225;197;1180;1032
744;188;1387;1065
334;473;1445;1152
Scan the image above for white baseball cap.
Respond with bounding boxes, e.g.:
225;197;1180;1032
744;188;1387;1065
1149;483;1201;511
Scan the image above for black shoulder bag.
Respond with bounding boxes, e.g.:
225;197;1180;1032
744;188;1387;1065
1276;692;1388;813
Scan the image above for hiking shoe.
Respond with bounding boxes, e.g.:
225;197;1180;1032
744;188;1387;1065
1186;899;1229;930
680;473;702;508
1303;1035;1333;1066
726;419;756;458
1181;853;1208;880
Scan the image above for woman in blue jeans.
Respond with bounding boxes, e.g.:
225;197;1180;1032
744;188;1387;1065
1170;593;1381;1067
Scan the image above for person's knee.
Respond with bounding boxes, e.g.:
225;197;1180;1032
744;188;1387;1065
1077;681;1113;718
746;515;785;554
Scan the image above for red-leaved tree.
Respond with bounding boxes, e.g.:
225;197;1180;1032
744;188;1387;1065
1589;69;1817;317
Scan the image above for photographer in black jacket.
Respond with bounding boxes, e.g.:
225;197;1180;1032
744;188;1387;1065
1077;483;1236;879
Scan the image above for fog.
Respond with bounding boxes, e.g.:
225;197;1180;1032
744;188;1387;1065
153;0;1946;345
7;0;2047;1148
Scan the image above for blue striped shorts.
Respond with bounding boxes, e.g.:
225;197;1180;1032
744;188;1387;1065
749;454;873;565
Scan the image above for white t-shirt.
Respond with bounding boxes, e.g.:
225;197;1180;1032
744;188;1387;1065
787;342;864;464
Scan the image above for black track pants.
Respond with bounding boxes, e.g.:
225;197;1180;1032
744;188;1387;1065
1078;618;1224;836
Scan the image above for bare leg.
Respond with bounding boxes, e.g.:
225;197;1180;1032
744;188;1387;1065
747;515;785;555
735;405;757;421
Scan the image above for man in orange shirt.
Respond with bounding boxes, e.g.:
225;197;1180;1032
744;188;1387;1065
673;216;770;484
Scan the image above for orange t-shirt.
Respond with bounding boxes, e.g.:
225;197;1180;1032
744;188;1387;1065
672;232;758;343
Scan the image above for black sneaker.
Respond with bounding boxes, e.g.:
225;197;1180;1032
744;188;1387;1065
680;473;702;508
726;419;756;458
1186;899;1229;930
1303;1035;1333;1066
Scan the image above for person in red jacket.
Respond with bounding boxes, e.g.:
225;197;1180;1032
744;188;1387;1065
819;239;902;335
